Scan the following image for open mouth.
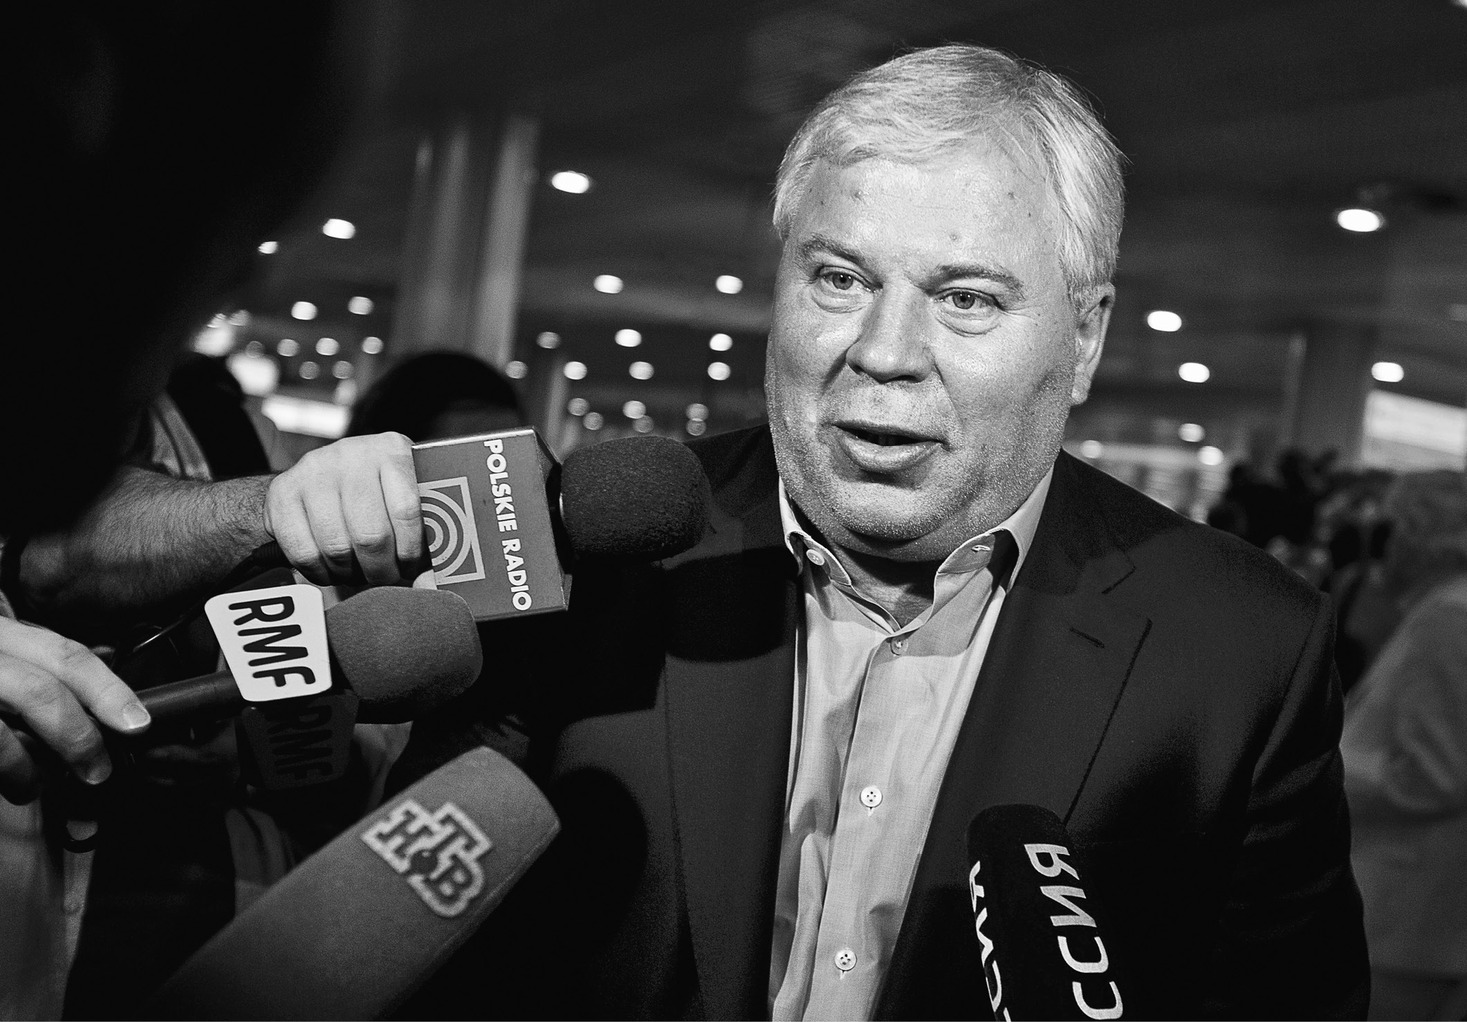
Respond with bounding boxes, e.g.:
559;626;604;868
846;426;927;447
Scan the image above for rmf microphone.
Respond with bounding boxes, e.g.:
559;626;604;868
411;429;710;621
144;745;559;1020
967;804;1127;1021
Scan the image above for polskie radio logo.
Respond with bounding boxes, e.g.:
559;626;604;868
418;476;487;584
361;797;493;918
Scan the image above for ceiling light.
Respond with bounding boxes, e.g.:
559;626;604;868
1371;361;1405;383
686;402;709;421
536;331;561;349
1146;310;1183;332
258;241;278;255
1198;446;1225;466
291;301;317;321
563;361;588;381
347;296;374;316
299;360;321;380
550;171;592;194
567;398;590;416
615;328;642;347
332;360;354;380
227;351;278;397
708;361;731;381
715;275;744;295
623;400;646;419
687;420;707;437
361;336;384;355
594;275;624;294
315;337;340;356
709;333;733;352
277;338;300;357
504;360;528;379
1178;423;1206;443
633;417;655;434
583;412;604;431
1178;362;1211;383
629;361;654;380
322;218;356;239
1079;440;1104;459
1336;207;1384;233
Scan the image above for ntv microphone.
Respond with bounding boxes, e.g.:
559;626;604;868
411;429;710;621
145;745;558;1020
967;804;1126;1021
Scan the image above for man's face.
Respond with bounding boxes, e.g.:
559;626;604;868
765;137;1111;562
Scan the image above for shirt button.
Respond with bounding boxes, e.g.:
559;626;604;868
891;637;907;655
835;947;857;972
860;785;882;809
805;549;826;567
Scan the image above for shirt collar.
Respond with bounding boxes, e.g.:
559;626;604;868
777;464;1053;592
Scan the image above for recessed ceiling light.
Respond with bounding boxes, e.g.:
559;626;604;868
633;417;654;434
291;301;317;321
536;331;561;349
583;412;604;431
316;337;340;356
332;360;354;380
567;398;590;416
505;360;528;379
708;361;731;381
1146;310;1183;332
715;275;743;295
347;296;373;316
361;336;384;355
550;171;592;194
1178;362;1211;383
1079;440;1104;459
563;361;588;381
709;333;733;352
687;420;707;437
1371;361;1405;383
1198;445;1225;466
258;241;278;255
277;338;300;357
622;400;646;419
322;218;356;239
1178;422;1206;443
594;275;624;294
629;361;654;380
686;402;709;421
615;328;642;347
299;360;321;380
1336;207;1384;233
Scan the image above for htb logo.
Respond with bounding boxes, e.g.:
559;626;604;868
361;798;493;917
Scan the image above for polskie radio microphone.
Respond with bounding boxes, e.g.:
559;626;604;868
145;745;559;1020
966;804;1126;1021
412;429;709;621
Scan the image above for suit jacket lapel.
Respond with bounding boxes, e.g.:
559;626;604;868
663;431;798;1019
878;453;1153;1019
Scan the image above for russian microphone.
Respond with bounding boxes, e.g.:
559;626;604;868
966;804;1127;1021
144;745;559;1020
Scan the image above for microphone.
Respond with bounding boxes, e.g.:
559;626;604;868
966;804;1126;1021
137;586;483;728
144;745;559;1020
412;429;710;620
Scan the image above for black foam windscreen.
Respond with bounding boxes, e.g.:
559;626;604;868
558;435;711;560
326;587;483;723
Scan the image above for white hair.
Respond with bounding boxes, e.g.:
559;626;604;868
772;44;1126;304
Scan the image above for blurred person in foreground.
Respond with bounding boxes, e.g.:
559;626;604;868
346;350;528;442
3;2;376;1016
388;44;1368;1019
1339;469;1467;1021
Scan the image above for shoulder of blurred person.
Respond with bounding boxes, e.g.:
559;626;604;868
347;350;527;443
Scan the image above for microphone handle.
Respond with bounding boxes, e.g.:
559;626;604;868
138;671;244;727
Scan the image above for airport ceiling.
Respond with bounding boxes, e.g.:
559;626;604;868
236;0;1467;443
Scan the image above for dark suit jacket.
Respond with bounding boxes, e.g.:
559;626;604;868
394;423;1368;1020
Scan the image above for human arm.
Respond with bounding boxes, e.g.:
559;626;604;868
15;432;424;638
1201;595;1369;1019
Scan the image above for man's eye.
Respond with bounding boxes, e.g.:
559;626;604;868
944;290;992;311
821;270;858;291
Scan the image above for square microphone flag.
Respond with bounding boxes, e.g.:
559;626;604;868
411;428;568;621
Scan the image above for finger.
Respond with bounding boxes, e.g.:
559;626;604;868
0;618;149;738
339;464;400;587
0;724;43;805
301;485;364;585
411;567;438;590
379;445;426;573
265;479;332;585
0;651;110;786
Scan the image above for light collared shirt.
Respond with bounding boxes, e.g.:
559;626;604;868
768;469;1052;1020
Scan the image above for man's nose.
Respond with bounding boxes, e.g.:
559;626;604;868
844;290;934;382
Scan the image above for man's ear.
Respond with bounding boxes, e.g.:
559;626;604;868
1070;286;1113;405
